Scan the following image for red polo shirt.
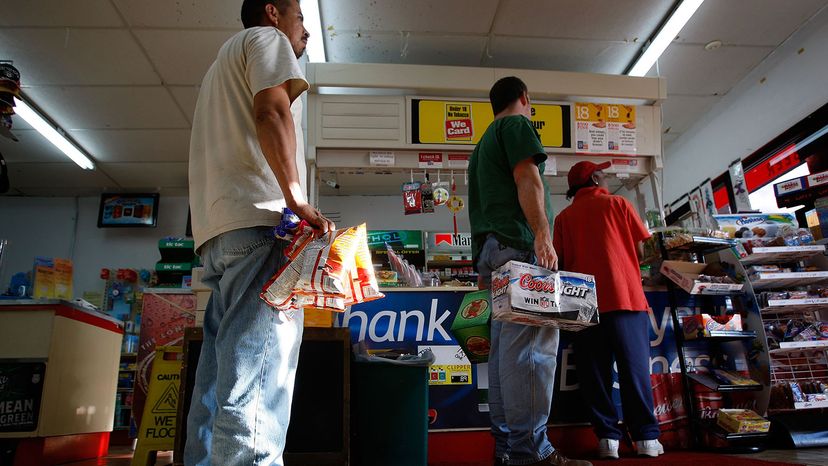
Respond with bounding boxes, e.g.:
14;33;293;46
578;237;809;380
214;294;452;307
553;186;651;313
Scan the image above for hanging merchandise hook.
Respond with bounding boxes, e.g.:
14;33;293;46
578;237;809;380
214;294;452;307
437;170;441;183
424;170;429;182
410;169;414;183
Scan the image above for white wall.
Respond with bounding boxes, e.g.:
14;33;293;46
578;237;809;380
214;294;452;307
0;196;189;297
664;7;828;203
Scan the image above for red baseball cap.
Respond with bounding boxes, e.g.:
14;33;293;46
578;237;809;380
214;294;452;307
568;161;611;188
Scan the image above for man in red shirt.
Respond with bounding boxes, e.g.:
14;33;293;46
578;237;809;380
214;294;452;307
552;161;663;460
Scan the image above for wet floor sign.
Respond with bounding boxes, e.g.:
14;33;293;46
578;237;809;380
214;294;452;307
132;346;183;466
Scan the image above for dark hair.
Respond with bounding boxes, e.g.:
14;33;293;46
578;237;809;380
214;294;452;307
489;76;527;115
241;0;294;29
566;180;597;200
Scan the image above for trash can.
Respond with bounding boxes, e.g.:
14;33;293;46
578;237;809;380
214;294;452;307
351;347;434;466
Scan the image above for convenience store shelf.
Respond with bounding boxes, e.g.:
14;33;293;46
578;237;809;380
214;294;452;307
749;271;828;290
667;236;735;255
740;245;825;266
687;372;763;392
697;420;770;440
769;340;828;355
687;330;757;341
794;399;828;410
760;298;828;314
117;388;133;392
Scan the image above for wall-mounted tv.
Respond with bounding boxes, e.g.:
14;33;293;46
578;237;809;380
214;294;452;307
97;193;159;228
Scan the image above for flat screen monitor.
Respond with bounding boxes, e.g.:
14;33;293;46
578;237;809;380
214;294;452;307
97;193;159;228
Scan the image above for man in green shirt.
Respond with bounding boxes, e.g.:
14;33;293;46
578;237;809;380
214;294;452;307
469;77;590;466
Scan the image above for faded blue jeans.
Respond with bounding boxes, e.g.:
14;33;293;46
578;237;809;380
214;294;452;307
185;227;304;466
478;234;560;465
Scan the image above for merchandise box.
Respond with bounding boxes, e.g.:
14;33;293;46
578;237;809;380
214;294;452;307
805;204;828;240
683;313;742;339
303;307;335;328
195;290;211;311
450;290;491;363
491;261;599;331
660;260;744;295
191;266;209;291
716;409;770;434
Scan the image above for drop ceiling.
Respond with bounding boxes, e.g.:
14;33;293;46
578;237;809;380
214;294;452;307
0;0;825;196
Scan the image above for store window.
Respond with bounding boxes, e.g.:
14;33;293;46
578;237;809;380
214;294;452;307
748;162;810;214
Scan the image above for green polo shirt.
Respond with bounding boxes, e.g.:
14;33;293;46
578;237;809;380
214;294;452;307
468;115;554;263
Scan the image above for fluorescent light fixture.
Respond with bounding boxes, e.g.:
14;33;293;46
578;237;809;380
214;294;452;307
303;0;326;63
627;0;705;77
13;97;95;170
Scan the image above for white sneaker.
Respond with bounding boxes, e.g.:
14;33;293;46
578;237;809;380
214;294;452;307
598;438;619;459
635;439;664;457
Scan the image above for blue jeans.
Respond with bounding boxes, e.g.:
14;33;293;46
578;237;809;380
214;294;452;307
185;227;304;466
478;234;560;465
573;310;659;441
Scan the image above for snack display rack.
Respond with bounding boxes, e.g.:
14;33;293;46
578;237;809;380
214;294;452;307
656;233;770;451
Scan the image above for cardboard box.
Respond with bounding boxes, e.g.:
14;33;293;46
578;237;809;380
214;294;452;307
195;310;205;327
303;307;334;328
805;205;828;241
683;314;743;339
716;409;769;433
450;290;491;363
191;266;210;291
195;290;212;311
660;260;744;295
491;261;599;331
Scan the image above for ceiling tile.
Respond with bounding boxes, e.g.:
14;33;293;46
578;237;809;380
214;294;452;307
321;0;499;34
678;0;828;46
484;37;640;74
654;43;774;96
24;86;190;130
0;0;123;27
103;162;189;188
661;95;720;135
134;29;237;85
493;0;674;41
0;130;69;163
0;28;160;86
327;33;487;67
169;86;200;124
69;129;191;163
7;162;115;189
112;0;242;28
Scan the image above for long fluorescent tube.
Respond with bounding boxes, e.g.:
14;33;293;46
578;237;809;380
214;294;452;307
13;97;95;170
627;0;705;77
303;0;326;62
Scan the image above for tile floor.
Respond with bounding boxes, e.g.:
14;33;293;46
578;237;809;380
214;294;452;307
55;447;828;466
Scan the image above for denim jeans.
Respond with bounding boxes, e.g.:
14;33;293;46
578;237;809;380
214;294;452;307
478;234;560;465
184;227;304;466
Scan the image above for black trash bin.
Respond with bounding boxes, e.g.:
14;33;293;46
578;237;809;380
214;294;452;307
351;349;434;466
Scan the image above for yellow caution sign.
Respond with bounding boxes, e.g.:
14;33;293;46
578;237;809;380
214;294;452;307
132;346;183;466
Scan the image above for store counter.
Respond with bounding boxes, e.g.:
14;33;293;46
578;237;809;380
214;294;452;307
0;299;123;465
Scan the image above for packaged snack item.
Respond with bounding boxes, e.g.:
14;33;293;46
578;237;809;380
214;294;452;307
402;182;423;215
710;368;760;386
716;409;770;433
420;181;434;213
790;381;805;403
683;314;742;339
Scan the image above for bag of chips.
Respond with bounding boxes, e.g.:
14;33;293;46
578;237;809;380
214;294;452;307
261;223;384;312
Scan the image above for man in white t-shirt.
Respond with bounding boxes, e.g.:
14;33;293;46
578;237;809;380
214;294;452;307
185;1;334;464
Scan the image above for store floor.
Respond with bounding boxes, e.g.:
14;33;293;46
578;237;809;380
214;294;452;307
56;447;828;466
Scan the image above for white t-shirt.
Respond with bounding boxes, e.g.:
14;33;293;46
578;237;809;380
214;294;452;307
189;27;310;250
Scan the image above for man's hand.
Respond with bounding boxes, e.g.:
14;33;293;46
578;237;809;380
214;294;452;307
534;234;558;271
290;201;336;233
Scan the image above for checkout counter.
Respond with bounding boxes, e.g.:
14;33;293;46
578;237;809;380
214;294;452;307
0;299;123;466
